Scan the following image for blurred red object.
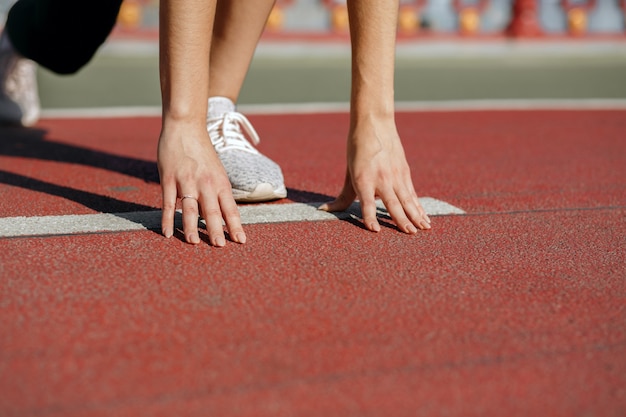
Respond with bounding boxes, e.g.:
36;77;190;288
506;0;543;37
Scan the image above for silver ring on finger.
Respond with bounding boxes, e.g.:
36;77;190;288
180;194;198;202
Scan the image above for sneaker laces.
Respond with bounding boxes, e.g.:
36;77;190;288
207;111;260;154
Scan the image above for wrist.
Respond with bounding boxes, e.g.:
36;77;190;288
350;84;395;118
348;112;400;153
349;101;396;131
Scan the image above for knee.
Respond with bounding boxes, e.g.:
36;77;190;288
42;62;86;75
37;50;95;75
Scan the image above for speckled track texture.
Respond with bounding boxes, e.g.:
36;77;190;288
1;109;625;417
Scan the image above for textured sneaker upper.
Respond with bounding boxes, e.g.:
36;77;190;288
218;146;285;192
0;32;40;126
207;101;285;194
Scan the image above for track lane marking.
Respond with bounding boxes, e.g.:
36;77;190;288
39;99;626;119
0;198;464;238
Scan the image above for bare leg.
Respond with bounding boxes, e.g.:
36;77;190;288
209;0;276;102
205;0;286;205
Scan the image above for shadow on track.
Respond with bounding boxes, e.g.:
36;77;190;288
0;126;399;233
0;125;159;182
0;125;158;215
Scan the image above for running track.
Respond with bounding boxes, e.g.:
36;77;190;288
1;104;625;416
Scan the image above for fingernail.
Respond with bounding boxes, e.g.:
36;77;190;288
236;232;247;244
422;221;432;230
318;203;329;211
163;228;172;238
188;233;200;244
407;224;418;234
214;236;226;247
425;215;432;224
370;222;381;232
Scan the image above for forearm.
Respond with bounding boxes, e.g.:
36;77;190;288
159;0;215;125
347;0;399;123
327;1;429;233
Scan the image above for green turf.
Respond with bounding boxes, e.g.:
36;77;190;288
37;50;626;108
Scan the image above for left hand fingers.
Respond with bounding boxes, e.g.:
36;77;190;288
358;178;431;233
392;173;431;230
358;185;381;233
387;187;431;232
375;186;417;234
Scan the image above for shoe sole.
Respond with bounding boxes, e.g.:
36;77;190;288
232;183;287;203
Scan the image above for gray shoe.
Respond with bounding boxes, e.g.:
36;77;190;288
0;31;40;127
207;97;287;202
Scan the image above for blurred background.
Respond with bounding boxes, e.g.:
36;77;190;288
3;0;622;36
1;0;625;109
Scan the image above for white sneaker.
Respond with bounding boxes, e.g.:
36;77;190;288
0;30;40;127
207;97;287;202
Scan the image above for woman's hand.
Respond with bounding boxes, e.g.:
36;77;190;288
319;117;431;234
158;121;245;246
319;1;429;234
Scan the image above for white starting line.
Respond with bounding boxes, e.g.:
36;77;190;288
0;198;464;238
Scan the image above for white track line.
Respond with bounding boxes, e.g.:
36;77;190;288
0;198;464;238
96;38;626;58
39;99;626;119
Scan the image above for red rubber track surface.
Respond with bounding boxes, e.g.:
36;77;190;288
1;110;625;416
